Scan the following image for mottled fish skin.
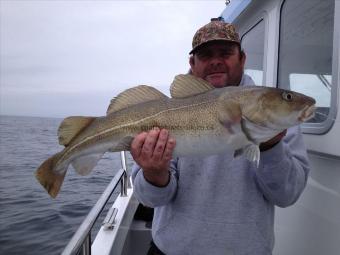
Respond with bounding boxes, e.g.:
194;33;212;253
35;74;316;198
58;90;228;163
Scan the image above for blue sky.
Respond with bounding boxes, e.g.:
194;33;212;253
0;1;225;118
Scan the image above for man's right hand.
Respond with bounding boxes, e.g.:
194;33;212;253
131;128;176;187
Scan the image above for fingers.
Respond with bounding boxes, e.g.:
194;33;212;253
130;131;148;159
131;128;176;164
163;138;176;161
270;129;287;144
280;129;287;137
130;128;176;186
259;129;287;151
141;128;161;158
152;129;169;161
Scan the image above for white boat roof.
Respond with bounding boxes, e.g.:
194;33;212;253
220;0;252;22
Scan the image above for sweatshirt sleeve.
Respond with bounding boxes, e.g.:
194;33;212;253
131;159;179;207
254;125;310;207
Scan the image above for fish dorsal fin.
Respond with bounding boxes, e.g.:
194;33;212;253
170;74;214;98
58;116;96;146
107;85;168;115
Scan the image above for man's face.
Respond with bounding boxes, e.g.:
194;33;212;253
189;41;246;88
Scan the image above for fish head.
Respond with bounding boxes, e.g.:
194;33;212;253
242;87;316;130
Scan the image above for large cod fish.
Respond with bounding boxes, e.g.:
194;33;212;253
36;74;315;198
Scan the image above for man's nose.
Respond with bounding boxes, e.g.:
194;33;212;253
209;54;224;66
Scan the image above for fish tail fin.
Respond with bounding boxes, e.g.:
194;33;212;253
35;151;66;198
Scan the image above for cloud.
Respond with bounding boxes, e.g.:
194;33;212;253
0;0;225;117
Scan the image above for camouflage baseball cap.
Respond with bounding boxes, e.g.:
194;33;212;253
190;20;240;54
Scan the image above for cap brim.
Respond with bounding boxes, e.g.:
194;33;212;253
189;39;240;55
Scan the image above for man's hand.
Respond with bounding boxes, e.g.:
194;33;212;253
259;129;287;151
131;128;176;187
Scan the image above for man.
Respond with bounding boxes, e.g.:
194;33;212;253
131;20;310;255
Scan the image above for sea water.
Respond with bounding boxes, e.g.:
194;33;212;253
0;115;133;254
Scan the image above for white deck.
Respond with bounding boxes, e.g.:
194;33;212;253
92;187;152;255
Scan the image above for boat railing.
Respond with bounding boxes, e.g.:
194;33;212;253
62;151;130;255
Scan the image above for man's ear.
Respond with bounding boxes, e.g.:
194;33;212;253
189;55;196;75
240;51;246;68
189;55;195;69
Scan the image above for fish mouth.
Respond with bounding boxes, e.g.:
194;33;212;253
299;105;316;122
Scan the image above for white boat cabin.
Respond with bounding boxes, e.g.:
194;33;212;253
223;0;340;254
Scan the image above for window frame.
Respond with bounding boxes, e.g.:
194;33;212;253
277;0;339;134
241;18;266;86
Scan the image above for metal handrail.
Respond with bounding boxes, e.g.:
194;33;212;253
62;151;130;255
120;151;128;196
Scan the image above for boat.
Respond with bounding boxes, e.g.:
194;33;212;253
62;0;340;254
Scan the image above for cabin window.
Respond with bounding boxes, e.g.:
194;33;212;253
241;20;265;86
278;0;335;131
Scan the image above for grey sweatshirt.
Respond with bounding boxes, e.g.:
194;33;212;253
132;75;310;255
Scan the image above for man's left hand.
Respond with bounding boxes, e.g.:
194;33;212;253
259;130;287;151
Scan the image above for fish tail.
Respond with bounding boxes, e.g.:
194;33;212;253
35;151;66;198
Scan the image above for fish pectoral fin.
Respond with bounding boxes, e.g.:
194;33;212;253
71;153;104;176
234;144;260;167
58;116;96;146
238;144;260;167
170;74;214;98
107;85;168;115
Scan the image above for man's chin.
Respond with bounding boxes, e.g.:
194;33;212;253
205;74;227;88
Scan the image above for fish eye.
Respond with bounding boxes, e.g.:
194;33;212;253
282;92;293;101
